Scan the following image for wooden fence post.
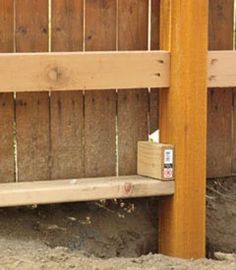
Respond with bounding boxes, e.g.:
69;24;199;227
158;1;208;258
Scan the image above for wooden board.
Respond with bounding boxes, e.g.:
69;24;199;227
4;50;236;92
0;51;170;92
0;175;175;207
84;0;116;177
50;91;84;179
51;0;84;179
151;0;160;50
208;0;234;177
208;51;236;87
149;89;159;134
15;0;50;181
0;0;15;183
51;0;83;52
118;0;149;175
159;0;208;258
150;0;160;134
137;142;174;180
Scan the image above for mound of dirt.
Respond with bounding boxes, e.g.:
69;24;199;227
0;241;235;270
0;177;235;269
0;198;158;258
206;177;236;256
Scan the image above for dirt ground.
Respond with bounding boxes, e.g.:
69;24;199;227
0;177;235;269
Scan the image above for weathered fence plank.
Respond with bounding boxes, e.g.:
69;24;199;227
0;0;15;183
118;0;149;175
150;0;160;134
51;0;83;52
84;0;117;177
15;0;50;181
51;0;84;179
208;0;234;178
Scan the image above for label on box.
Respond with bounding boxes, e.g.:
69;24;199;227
164;165;173;178
164;149;173;178
164;149;173;164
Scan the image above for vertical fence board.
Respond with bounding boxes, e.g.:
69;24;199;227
149;0;160;134
15;0;50;181
208;0;234;177
52;0;83;52
118;0;149;175
151;0;160;51
84;0;116;177
51;0;84;179
0;0;15;183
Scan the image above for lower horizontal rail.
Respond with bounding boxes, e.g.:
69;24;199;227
0;175;174;207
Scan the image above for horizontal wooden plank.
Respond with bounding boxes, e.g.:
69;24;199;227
0;51;169;92
0;175;174;207
208;51;236;87
0;50;235;91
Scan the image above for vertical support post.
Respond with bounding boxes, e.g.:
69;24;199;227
158;0;208;258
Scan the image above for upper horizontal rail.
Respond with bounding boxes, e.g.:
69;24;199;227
0;51;169;92
0;50;235;92
208;51;236;88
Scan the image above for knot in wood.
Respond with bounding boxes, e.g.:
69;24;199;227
48;68;60;81
124;182;133;194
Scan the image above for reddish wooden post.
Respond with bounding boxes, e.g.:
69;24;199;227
158;0;208;258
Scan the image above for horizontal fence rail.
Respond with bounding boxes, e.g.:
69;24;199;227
0;51;169;92
208;51;236;87
0;50;235;92
0;176;174;207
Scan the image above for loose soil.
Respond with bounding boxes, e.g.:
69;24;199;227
0;177;235;269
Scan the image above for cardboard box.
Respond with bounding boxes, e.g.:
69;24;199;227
137;141;175;180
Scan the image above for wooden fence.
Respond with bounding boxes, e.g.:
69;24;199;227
0;0;235;183
0;0;234;260
0;0;160;183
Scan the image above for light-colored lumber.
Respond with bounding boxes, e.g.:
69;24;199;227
0;175;174;207
0;51;169;92
159;0;208;259
137;142;174;180
208;51;236;88
2;50;236;92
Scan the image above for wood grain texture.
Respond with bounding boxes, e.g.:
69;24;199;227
0;51;170;92
51;0;83;52
208;51;236;87
150;0;160;134
0;0;14;52
84;0;116;177
151;0;160;50
118;0;149;175
15;0;50;181
137;142;174;180
0;94;14;183
159;0;208;258
50;92;84;179
0;0;14;183
51;0;84;179
149;89;159;134
208;0;234;177
0;176;175;207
